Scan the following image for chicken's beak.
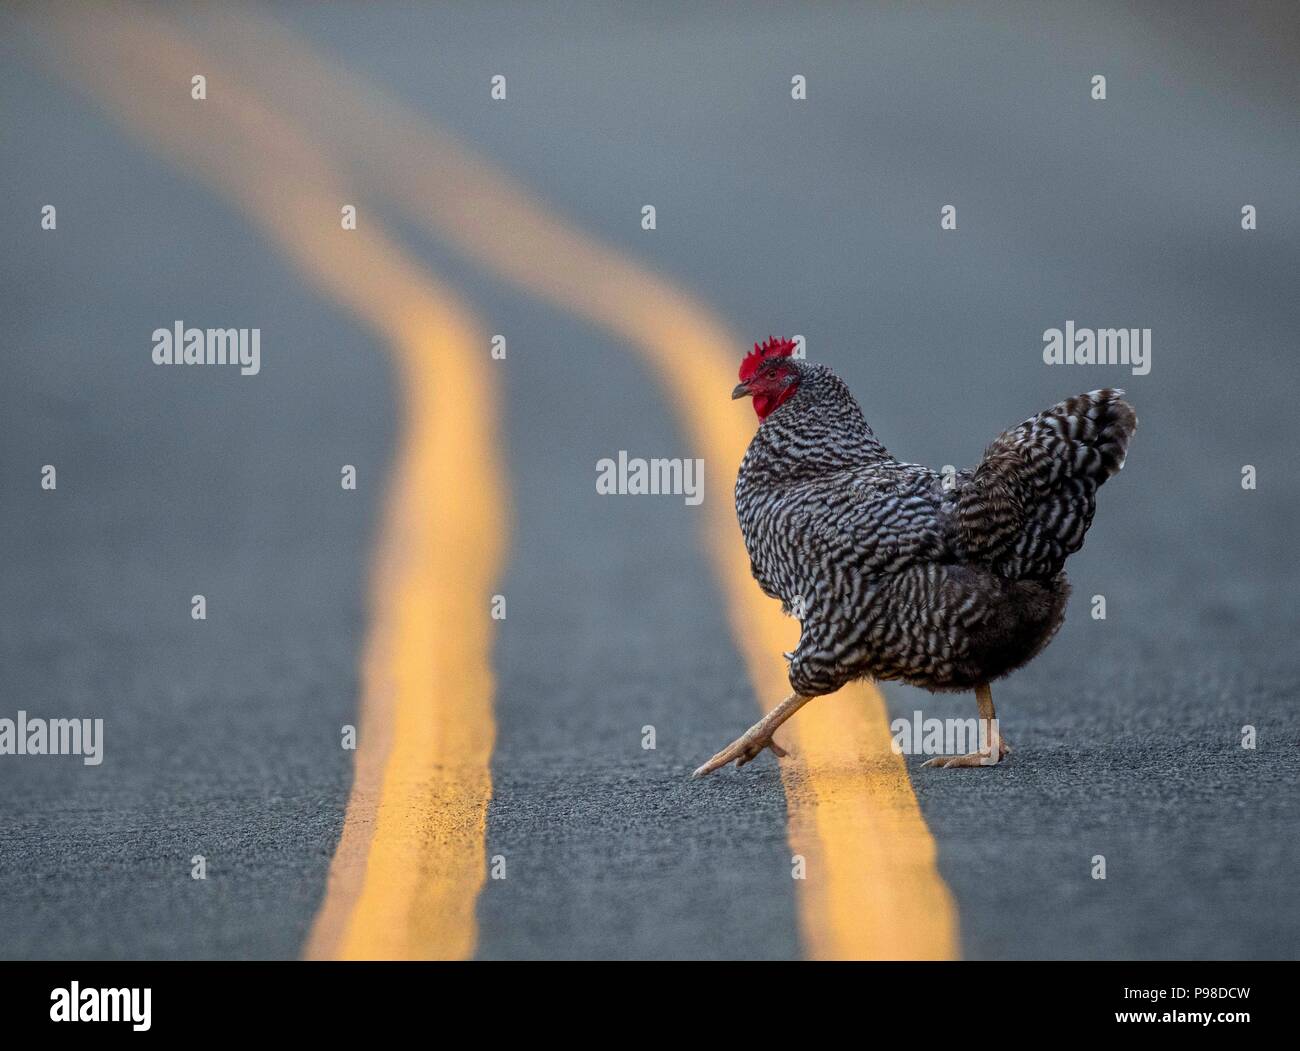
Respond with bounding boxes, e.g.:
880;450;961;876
731;382;751;400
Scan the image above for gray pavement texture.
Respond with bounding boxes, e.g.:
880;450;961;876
1;2;1297;959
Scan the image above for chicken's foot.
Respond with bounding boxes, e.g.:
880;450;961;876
922;683;1010;768
692;691;813;778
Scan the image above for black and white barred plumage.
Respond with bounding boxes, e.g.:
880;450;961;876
735;360;1136;697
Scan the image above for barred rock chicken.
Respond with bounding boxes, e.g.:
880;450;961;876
694;337;1136;775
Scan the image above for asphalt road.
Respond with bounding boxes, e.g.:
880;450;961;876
1;2;1297;960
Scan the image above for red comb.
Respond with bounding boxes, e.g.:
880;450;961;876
739;336;797;381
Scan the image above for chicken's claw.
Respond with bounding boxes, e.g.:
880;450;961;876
692;692;814;779
692;731;790;778
920;735;1011;769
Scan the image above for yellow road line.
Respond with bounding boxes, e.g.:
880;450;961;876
34;7;507;959
199;12;959;958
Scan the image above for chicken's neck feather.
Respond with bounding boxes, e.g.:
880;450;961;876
743;363;892;482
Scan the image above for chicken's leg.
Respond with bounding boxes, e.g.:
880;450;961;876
692;692;813;778
922;683;1010;768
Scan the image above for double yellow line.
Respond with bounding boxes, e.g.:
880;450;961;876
37;5;957;959
37;5;504;960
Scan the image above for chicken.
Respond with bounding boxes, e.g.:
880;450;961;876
693;336;1136;776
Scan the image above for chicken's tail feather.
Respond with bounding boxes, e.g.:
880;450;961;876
956;388;1136;579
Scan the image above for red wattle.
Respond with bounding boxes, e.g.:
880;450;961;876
753;382;797;420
